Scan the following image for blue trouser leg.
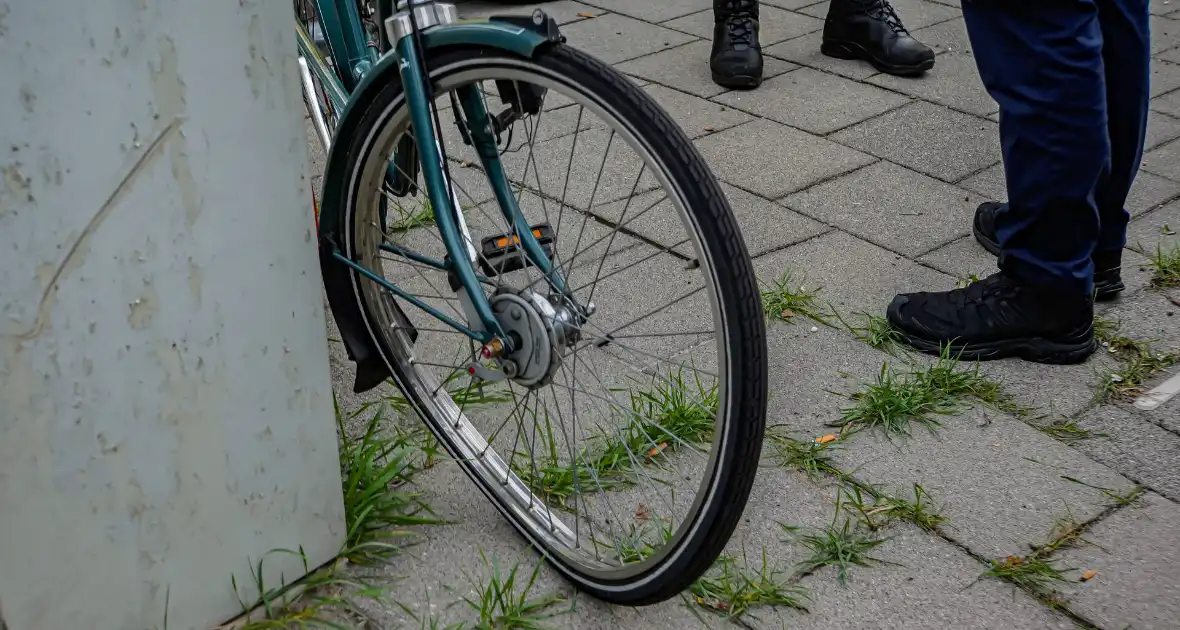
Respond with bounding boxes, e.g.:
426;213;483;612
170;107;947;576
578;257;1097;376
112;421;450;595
1093;0;1152;255
962;0;1149;295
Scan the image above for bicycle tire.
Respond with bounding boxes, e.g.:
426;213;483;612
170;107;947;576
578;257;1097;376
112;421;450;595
324;43;767;605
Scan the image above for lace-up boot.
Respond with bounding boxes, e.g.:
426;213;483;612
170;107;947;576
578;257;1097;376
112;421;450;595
711;0;763;89
822;0;934;76
886;272;1097;364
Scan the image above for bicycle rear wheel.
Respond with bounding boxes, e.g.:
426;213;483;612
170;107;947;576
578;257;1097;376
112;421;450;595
323;43;767;605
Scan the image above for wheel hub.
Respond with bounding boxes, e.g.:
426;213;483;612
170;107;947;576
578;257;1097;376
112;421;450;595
489;289;584;388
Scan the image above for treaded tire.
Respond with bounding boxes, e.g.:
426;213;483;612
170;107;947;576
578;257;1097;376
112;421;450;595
325;42;768;605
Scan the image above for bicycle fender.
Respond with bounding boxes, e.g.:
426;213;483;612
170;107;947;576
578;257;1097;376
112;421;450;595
318;15;562;394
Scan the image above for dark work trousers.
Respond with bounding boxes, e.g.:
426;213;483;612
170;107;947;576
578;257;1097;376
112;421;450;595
961;0;1151;296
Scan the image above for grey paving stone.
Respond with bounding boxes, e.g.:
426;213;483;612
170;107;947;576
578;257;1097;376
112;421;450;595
1144;137;1180;182
835;406;1137;559
591;182;828;258
958;162;1180;217
1159;45;1180;64
766;526;1074;630
641;83;755;139
1070;405;1180;501
764;31;882;80
1153;89;1180;120
868;52;998;117
661;5;824;46
713;67;911;134
1054;491;1180;630
1153;0;1180;15
910;15;972;56
830;101;1001;182
454;0;607;24
1103;288;1180;354
559;12;697;65
498;127;661;209
694;118;878;198
981;352;1123;418
1152;15;1180;55
1147;108;1180;150
782;160;983;256
727;184;831;256
1151;59;1180;97
753;229;956;316
588;181;829;258
618;39;799;98
717;464;842;572
762;0;828;10
1126;198;1180;256
760;322;889;433
580;0;712;22
916;234;998;280
798;0;961;30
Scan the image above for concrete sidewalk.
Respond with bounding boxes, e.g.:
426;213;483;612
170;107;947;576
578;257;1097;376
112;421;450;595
319;1;1180;627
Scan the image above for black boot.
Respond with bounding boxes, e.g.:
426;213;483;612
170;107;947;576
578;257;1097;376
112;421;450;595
711;0;764;89
886;272;1097;365
821;0;934;77
973;201;1126;301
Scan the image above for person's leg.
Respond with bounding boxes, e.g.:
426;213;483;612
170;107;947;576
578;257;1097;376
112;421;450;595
885;0;1108;364
821;0;935;76
1091;0;1151;287
971;0;1150;300
711;0;764;89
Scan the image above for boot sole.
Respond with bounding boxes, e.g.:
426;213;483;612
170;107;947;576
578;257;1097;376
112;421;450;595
711;70;762;90
820;40;933;77
972;222;1125;301
891;324;1098;365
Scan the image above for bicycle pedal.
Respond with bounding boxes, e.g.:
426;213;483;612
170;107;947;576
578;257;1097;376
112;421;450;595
478;223;555;277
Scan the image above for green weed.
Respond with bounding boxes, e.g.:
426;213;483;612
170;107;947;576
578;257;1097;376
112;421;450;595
795;510;889;585
689;551;809;619
461;552;570;629
515;367;718;507
761;270;834;326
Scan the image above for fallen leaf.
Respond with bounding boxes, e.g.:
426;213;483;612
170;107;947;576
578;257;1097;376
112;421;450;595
781;308;795;319
816;434;837;444
703;126;716;132
577;11;596;17
1004;555;1023;567
635;503;652;521
1080;569;1097;581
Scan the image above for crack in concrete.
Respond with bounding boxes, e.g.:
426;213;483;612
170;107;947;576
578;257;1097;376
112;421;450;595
7;118;183;342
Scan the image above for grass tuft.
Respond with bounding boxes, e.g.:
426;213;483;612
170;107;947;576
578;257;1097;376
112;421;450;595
1094;317;1178;402
982;554;1072;598
1146;243;1180;289
1035;416;1104;444
387;199;436;233
835;311;905;355
761;270;834;326
689;550;809;619
795;511;889;585
460;551;570;629
516;367;717;507
831;348;1021;437
766;428;843;479
840;483;947;533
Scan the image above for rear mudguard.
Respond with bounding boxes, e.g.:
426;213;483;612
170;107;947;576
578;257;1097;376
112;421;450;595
317;14;564;393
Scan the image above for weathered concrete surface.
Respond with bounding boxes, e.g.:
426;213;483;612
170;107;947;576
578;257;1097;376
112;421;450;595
1;1;345;629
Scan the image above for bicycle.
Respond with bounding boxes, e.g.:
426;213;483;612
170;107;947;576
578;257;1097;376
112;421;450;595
295;0;768;605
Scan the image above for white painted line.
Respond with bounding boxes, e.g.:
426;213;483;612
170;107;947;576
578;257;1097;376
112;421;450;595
1134;370;1180;411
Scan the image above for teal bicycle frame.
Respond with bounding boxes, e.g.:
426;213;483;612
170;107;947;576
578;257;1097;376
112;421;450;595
300;0;577;349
